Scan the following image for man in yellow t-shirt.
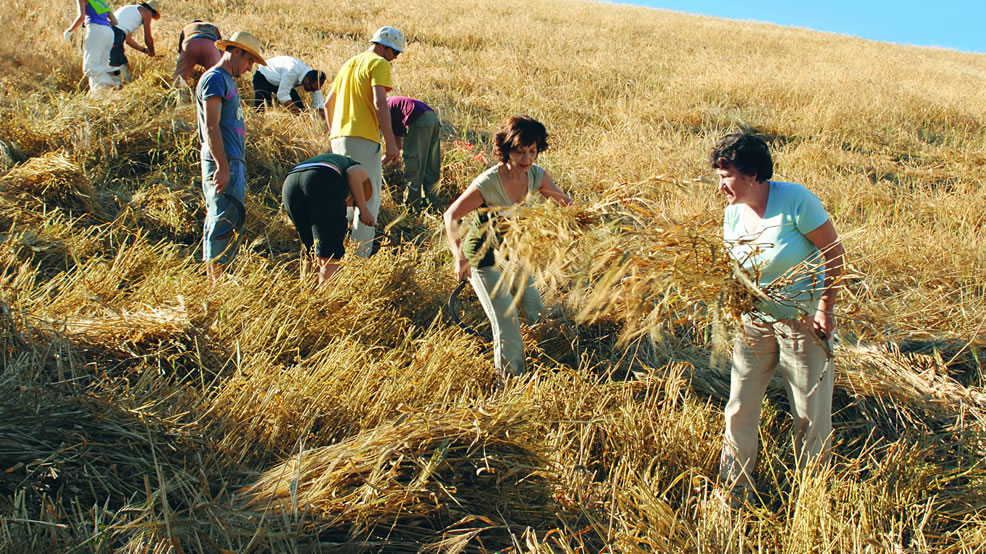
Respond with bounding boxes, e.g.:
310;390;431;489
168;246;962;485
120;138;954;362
324;26;404;257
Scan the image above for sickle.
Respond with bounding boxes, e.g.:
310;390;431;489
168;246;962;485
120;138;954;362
213;193;246;241
447;279;490;342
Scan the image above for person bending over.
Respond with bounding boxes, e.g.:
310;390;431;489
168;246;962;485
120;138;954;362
108;0;160;83
282;153;375;284
443;115;572;377
253;56;328;125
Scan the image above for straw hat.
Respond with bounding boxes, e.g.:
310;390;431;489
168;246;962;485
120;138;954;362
215;31;267;66
140;0;160;19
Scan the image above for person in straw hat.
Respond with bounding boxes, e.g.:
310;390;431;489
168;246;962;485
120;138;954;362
323;26;405;258
195;31;266;284
281;152;375;284
64;0;121;96
108;0;161;83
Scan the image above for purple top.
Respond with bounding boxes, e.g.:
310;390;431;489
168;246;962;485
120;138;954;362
85;0;112;25
387;96;433;138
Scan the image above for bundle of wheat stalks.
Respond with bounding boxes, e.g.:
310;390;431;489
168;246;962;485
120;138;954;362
2;0;985;549
0;151;98;215
241;404;557;542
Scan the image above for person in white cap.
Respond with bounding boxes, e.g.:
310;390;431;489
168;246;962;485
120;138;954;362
323;25;405;258
252;56;328;125
108;0;160;83
64;0;120;96
195;31;266;284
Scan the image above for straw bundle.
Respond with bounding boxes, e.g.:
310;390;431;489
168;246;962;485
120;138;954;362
487;195;758;346
241;404;555;541
128;183;201;241
62;305;190;348
56;304;224;380
0;151;98;214
839;341;986;431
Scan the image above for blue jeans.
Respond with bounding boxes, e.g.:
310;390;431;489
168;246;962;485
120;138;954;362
201;158;246;264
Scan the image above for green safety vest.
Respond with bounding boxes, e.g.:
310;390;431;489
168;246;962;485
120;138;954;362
87;0;111;15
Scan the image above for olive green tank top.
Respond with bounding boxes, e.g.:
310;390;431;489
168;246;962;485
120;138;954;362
461;164;545;268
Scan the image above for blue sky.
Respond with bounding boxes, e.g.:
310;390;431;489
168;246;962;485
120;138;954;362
620;1;984;54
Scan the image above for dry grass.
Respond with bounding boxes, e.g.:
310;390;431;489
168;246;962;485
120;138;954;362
0;0;984;550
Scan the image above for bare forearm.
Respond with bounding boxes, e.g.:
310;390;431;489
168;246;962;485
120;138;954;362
67;15;84;32
819;244;845;312
443;215;465;259
205;127;228;169
376;103;397;148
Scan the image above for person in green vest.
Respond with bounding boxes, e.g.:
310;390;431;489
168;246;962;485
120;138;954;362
64;0;120;96
281;153;375;284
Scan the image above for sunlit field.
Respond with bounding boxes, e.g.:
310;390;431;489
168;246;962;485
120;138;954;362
1;0;984;550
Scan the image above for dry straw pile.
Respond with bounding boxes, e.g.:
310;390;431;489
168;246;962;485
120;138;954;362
1;0;984;550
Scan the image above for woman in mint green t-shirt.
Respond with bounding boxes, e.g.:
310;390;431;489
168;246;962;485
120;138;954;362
443;116;572;378
711;132;845;504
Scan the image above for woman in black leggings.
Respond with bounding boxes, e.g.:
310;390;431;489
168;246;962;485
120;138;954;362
282;152;374;284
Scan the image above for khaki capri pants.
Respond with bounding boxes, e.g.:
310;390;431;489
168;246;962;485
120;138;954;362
469;266;544;377
719;317;834;490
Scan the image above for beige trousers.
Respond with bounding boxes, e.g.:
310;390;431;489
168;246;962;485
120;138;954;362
330;136;382;258
470;266;544;377
719;318;834;490
83;24;118;95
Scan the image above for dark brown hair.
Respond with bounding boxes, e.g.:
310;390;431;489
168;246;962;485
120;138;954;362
492;115;549;164
304;70;327;89
709;132;773;182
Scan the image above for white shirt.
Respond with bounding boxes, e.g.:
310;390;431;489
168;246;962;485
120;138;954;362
113;5;144;35
255;56;324;109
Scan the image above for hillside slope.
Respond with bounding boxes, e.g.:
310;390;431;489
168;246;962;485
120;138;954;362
1;0;984;550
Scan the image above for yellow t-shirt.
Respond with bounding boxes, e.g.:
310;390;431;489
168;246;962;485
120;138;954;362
329;51;393;142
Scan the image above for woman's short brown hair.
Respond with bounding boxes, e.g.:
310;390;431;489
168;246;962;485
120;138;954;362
709;132;773;182
492;115;549;164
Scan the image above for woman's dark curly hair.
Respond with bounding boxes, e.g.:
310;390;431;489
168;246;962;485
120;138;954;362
492;115;549;164
709;132;773;182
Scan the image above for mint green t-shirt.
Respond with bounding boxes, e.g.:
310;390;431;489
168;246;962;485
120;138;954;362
723;181;830;321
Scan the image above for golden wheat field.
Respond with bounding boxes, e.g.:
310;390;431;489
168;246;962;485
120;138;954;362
1;0;985;550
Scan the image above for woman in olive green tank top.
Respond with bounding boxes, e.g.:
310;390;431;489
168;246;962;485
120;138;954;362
443;116;573;377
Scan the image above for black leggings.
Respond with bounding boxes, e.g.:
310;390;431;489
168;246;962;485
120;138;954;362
282;168;349;259
253;72;304;110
